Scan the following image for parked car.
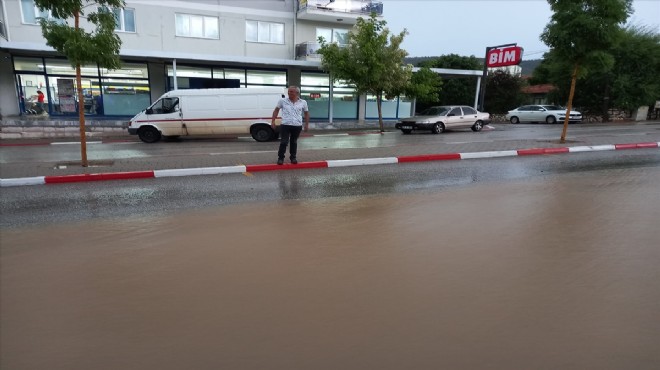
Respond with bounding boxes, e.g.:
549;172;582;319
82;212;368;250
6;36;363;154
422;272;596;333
506;105;582;124
395;105;491;134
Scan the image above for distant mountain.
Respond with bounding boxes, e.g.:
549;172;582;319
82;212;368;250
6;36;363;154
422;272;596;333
405;57;544;77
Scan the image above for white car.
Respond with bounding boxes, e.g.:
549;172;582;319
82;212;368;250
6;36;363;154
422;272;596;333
395;105;491;134
506;105;582;124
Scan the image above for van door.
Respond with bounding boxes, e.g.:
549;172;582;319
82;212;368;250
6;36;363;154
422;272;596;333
180;95;222;135
146;97;183;136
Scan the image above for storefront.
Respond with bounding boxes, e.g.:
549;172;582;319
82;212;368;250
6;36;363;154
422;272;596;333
13;57;150;117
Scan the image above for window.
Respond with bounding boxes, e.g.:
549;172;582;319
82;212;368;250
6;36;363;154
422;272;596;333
246;20;284;44
150;98;179;114
316;27;349;45
112;8;135;32
20;0;63;24
175;14;218;39
462;107;477;115
449;107;462;116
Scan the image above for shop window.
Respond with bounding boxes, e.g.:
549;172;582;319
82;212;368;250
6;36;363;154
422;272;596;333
44;59;98;76
13;57;44;72
101;78;150;115
175;13;219;39
101;63;148;78
246;20;284;44
223;69;246;84
246;70;287;86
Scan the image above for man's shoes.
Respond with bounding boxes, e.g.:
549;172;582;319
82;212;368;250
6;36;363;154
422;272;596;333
277;158;284;165
291;158;298;164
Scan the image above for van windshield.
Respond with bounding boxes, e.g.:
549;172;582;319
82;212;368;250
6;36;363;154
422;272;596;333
150;97;179;114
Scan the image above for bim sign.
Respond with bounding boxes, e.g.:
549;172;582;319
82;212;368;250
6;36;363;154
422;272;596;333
487;46;523;68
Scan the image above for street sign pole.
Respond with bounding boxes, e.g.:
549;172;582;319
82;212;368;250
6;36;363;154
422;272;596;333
478;43;517;112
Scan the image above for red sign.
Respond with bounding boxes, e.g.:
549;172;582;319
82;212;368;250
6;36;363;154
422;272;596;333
487;46;523;68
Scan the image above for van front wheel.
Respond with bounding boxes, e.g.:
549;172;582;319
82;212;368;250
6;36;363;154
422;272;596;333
251;126;275;142
138;126;161;143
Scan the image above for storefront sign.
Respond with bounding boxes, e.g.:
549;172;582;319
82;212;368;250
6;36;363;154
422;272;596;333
487;46;523;68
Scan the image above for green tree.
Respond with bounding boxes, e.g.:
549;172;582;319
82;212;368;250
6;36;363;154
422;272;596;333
533;25;660;121
402;67;442;114
418;54;482;111
36;0;124;167
484;70;527;114
541;0;632;142
317;14;412;132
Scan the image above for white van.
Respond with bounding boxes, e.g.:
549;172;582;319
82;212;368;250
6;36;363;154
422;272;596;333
127;87;285;143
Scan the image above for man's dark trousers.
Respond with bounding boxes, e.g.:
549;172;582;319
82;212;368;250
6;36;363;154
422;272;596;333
278;124;303;160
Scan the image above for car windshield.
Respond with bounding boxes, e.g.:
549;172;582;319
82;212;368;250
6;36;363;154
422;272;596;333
541;105;563;110
420;107;449;116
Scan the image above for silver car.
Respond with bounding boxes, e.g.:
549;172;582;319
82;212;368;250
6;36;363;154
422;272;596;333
506;105;582;124
395;105;491;134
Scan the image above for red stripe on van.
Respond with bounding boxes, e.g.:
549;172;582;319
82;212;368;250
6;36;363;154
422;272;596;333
133;117;273;124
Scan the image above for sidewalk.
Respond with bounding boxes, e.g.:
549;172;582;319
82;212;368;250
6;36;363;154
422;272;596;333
2;121;659;187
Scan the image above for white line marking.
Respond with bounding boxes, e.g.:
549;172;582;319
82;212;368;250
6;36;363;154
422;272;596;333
209;150;276;155
460;150;518;159
154;166;247;178
327;157;398;167
51;141;102;145
0;176;46;187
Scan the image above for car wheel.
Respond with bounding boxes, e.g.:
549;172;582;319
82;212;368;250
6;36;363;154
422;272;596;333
431;123;444;134
510;116;520;124
251;126;275;142
546;115;557;124
471;120;483;132
138;126;161;143
401;129;412;134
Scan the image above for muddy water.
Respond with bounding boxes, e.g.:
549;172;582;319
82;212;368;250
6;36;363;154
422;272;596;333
2;169;660;370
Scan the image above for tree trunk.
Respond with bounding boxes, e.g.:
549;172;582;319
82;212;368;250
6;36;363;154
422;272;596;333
75;11;88;167
560;63;579;143
377;92;384;133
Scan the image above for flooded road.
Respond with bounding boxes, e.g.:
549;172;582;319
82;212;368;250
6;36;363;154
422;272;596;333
2;167;660;369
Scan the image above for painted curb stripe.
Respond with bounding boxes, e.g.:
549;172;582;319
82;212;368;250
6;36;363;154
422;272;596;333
460;150;518;159
246;161;328;172
0;176;45;187
44;171;155;184
398;153;461;163
517;147;570;155
327;157;397;167
568;144;616;152
154;166;247;178
615;142;659;150
2;142;658;187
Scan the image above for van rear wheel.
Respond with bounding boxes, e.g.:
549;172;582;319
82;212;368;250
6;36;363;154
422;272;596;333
251;126;275;142
138;126;161;143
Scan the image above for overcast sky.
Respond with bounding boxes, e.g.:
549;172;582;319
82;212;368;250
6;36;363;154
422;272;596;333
380;0;660;60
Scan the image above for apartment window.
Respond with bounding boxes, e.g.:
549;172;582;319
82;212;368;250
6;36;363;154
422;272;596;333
246;20;284;44
175;14;219;39
0;2;6;39
316;27;349;45
112;8;135;32
20;0;62;24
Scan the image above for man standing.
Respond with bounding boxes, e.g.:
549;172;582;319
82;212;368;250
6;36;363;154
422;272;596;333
271;86;309;165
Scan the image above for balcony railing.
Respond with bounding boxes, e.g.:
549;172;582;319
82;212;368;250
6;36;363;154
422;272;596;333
297;0;383;23
296;42;321;60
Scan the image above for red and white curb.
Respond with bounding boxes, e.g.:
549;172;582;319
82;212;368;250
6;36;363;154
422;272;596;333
2;142;658;187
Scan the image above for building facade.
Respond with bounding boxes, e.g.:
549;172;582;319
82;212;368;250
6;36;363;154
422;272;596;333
0;0;421;122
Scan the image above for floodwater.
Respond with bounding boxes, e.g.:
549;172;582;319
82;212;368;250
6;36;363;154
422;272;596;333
2;168;660;370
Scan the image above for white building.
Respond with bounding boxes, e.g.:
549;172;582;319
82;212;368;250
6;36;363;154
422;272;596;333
0;0;414;121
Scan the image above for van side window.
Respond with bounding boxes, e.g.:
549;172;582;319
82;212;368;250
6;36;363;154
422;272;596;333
151;97;179;114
